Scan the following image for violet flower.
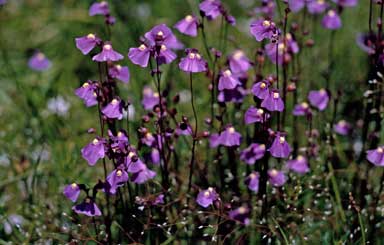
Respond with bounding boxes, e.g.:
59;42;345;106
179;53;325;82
268;169;287;187
332;0;358;7
269;132;291;158
218;126;242;147
244;106;270;124
108;64;130;83
199;0;222;20
333;120;352;136
63;183;81;202
92;43;124;62
251;80;270;99
322;10;342;30
229;50;251;74
106;168;129;194
308;89;329;111
179;49;207;73
102;98;123;120
250;19;278;42
28;52;51;71
261;90;284;112
81;138;105;166
244;172;260;193
218;86;246;103
155;44;177;65
288;0;305;13
75;33;100;55
292;102;311;116
174;15;198;37
265;42;284;65
75;81;98;107
131;166;156;184
89;1;110;16
228;206;250;225
218;69;241;91
307;0;328;14
73;198;102;216
144;24;182;49
141;86;159;110
240;143;266;164
286;155;310;174
128;44;151;68
366;146;384;166
196;187;219;208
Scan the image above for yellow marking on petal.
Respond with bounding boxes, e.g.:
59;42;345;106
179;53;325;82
286;33;292;40
238;206;246;214
117;132;123;137
189;52;196;59
228;127;235;133
157;31;164;36
204;191;210;197
71;183;77;189
301;102;309;108
270;169;278;177
279;136;285;144
260;82;266;89
233;50;243;60
85;198;91;203
92;138;99;145
185;15;193;22
263;20;271;27
328;10;335;17
161;45;167;51
87;33;95;39
196;53;201;59
116;170;123;177
250;173;257;179
153;92;159;98
297;155;304;161
377;147;383;153
320;89;326;94
111;99;118;105
223;69;232;77
104;44;112;50
273;92;280;99
259;144;266;150
257;109;264;115
82;82;90;88
37;53;45;60
116;64;122;70
139;44;146;51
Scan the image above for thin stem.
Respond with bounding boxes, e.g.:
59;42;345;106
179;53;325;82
188;72;198;192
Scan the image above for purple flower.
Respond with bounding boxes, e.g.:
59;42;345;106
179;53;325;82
254;1;275;18
109;64;130;83
199;0;222;20
155;44;177;65
251;80;270;99
285;33;300;54
131;166;156;184
217;86;247;103
28;52;51;71
109;130;129;152
269;132;291;158
89;1;109;16
268;169;287;187
75;81;98;107
229;50;251;74
293;102;311;116
240;143;266;164
308;89;329;111
141;86;159;110
75;33;100;55
128;44;151;68
144;24;182;49
196;187;219;208
63;183;81;202
218;69;241;91
0;0;7;5
245;172;260;193
81;138;105;166
356;33;376;55
286;155;310;174
288;0;305;12
73;198;102;216
209;133;221;148
244;106;270;124
332;0;358;7
153;194;165;205
176;123;192;136
228;206;250;225
261;90;284;112
307;0;328;14
322;10;342;30
102;98;123;120
151;148;161;165
92;43;123;62
265;42;284;65
218;126;242;147
333;120;352;135
174;15;198;37
106;168;129;194
141;132;156;146
179;49;207;73
250;19;278;42
367;146;384;166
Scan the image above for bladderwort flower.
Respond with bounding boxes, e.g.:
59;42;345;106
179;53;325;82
228;50;252;74
144;24;183;49
75;33;100;55
174;15;199;37
250;19;278;42
175;122;192;136
73;197;102;217
196;187;219;208
308;89;329;111
128;44;151;68
286;155;310;174
332;0;358;7
322;10;342;30
155;44;177;65
240;143;266;164
218;69;241;91
75;81;98;107
108;64;130;83
228;206;250;225
254;0;276;18
245;172;260;193
288;0;305;13
141;86;159;110
217;86;247;103
261;89;285;112
63;183;81;202
102;98;123;120
265;42;285;65
81;137;105;166
179;49;208;73
89;1;110;16
199;0;222;20
216;126;242;147
333;120;352;136
366;146;384;166
268;169;287;187
307;0;328;14
92;43;124;62
252;80;270;99
28;52;51;71
106;167;129;194
269;132;292;158
131;166;156;184
293;102;311;116
244;106;270;124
